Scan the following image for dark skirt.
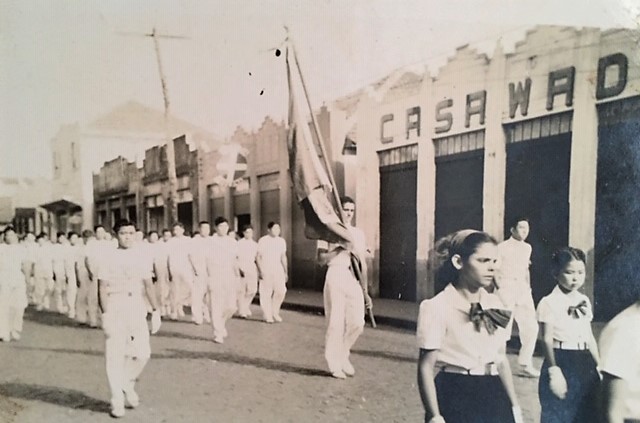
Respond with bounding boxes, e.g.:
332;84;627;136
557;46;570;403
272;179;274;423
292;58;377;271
539;349;600;423
429;372;515;423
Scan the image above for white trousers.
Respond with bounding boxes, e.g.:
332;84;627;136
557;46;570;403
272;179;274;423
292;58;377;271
52;268;67;314
237;268;258;316
259;271;286;321
208;275;236;339
33;274;54;309
75;271;99;326
191;276;209;324
154;265;171;313
501;280;539;367
171;271;193;313
323;265;364;374
0;277;28;340
65;269;77;318
102;295;150;407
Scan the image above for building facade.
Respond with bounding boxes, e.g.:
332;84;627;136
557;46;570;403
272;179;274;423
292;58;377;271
353;26;640;320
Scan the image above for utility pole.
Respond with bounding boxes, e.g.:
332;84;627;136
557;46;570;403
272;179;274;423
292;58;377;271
119;27;188;224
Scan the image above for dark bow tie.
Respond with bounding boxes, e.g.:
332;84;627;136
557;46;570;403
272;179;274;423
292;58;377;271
567;300;588;319
469;303;512;335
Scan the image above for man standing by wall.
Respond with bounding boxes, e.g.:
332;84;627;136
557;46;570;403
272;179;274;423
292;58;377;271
496;217;540;377
97;220;161;418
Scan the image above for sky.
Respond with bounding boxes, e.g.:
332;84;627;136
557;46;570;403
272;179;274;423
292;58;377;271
1;0;638;179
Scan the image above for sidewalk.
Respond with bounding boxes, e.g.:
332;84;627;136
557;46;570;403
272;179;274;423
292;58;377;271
276;288;419;330
275;288;607;340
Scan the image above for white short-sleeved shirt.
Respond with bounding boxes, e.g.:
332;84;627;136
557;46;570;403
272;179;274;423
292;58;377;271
23;242;37;263
536;286;593;344
97;247;153;295
206;234;238;277
237;238;258;270
497;237;531;282
416;284;510;370
167;236;193;273
0;244;27;284
85;239;115;276
257;235;287;274
599;303;640;419
317;225;366;268
189;236;209;276
33;243;54;276
51;243;67;273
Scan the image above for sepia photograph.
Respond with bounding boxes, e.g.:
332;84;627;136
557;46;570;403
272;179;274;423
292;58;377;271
1;1;639;422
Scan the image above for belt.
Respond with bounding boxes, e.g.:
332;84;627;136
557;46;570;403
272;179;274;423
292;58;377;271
553;340;589;350
439;363;499;376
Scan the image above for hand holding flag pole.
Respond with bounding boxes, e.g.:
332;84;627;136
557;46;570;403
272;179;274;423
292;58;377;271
284;32;376;328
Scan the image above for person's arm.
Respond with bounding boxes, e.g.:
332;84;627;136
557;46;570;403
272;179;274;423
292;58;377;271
601;373;629;423
317;245;344;266
497;356;520;407
417;349;442;421
540;322;557;367
280;245;288;283
143;277;160;311
98;280;108;314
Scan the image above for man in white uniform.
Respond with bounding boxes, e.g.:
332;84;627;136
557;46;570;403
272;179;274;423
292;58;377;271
147;231;171;317
22;232;37;305
205;217;239;344
98;220;161;418
51;232;69;314
236;225;258;318
33;233;54;311
0;227;28;342
75;230;99;327
65;232;80;319
495;217;540;377
167;222;193;320
189;221;211;325
317;197;371;379
256;222;288;323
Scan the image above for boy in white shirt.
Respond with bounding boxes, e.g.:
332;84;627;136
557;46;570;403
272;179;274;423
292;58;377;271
257;222;288;323
495;217;540;378
237;225;258;318
0;227;29;342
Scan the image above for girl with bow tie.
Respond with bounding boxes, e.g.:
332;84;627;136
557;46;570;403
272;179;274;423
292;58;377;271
536;247;600;422
417;230;523;423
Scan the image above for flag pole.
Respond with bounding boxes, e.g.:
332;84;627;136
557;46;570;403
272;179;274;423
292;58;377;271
288;40;377;328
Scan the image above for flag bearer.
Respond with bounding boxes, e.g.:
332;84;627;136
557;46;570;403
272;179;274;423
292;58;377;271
317;197;371;379
97;219;161;418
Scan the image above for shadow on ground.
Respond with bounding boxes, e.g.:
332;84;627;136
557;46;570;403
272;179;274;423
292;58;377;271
351;349;417;363
0;382;110;413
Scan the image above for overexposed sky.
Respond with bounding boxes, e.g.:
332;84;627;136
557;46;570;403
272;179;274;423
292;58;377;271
1;0;637;178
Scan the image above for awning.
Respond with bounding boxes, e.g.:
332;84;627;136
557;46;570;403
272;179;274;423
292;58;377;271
40;198;82;214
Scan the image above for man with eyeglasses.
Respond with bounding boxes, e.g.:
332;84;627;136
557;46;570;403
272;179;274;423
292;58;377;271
317;196;372;379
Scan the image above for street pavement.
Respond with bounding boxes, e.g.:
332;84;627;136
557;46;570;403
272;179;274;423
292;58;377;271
0;306;542;423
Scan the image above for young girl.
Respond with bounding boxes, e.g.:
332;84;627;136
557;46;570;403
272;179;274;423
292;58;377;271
417;229;523;423
537;247;600;422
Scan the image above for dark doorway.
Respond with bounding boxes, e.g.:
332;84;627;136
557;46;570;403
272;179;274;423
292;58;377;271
147;207;164;233
505;134;571;304
260;190;279;238
379;162;417;301
235;214;251;235
595;110;640;320
177;202;193;235
434;150;484;241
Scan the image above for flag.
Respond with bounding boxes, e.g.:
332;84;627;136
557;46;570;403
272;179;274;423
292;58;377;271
285;47;347;244
215;144;249;187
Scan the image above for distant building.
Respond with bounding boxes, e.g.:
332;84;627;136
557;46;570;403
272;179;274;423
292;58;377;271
0;177;51;234
49;101;218;234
